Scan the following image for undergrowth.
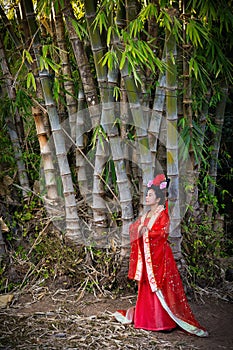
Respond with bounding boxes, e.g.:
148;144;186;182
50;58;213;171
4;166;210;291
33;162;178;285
182;215;225;288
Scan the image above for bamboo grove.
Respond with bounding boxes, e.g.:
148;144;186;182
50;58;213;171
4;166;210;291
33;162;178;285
0;0;232;277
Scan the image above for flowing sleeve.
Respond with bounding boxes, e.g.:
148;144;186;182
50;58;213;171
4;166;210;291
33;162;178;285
149;209;169;239
128;217;141;280
148;210;170;288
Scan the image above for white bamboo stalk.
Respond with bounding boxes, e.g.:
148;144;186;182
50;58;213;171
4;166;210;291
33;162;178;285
165;26;182;259
33;107;58;201
63;0;100;127
38;71;81;241
207;83;228;218
54;8;78;141
92;137;109;227
102;99;134;241
121;63;153;208
148;48;166;174
76;88;90;200
22;0;82;242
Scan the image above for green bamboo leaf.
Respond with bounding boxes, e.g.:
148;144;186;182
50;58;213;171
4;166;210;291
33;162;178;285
130;18;144;37
91;126;99;148
113;86;121;100
160;10;172;31
46;58;60;73
138;3;158;21
24;49;33;64
101;50;118;70
31;73;36;91
189;57;199;80
134;41;147;61
186;20;209;48
101;52;110;68
26;72;32;89
127;55;141;85
191;139;201;163
53;77;60;102
94;11;108;34
119;51;126;70
173;16;183;42
39;56;45;71
107;53;113;70
40;56;49;70
42;45;49;57
71;19;88;40
26;72;36;91
107;26;112;47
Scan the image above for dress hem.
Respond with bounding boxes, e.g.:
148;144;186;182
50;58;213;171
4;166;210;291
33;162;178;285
134;325;177;331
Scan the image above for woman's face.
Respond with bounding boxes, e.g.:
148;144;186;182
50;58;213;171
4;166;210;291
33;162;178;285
145;188;159;206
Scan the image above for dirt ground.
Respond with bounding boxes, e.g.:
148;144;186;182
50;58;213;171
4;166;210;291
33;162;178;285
0;287;233;350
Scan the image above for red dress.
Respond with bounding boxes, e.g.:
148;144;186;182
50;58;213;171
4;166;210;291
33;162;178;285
114;204;208;337
133;215;176;331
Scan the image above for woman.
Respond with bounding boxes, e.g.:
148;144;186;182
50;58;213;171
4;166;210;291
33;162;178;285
114;174;208;337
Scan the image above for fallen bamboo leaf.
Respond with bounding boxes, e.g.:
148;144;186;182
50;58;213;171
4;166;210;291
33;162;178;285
0;294;14;308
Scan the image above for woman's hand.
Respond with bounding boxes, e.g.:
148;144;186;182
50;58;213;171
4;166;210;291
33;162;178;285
139;226;147;237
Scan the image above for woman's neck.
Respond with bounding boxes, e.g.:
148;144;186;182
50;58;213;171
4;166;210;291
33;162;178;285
149;202;161;212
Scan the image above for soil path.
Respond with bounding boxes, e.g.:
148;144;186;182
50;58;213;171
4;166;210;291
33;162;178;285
0;290;233;349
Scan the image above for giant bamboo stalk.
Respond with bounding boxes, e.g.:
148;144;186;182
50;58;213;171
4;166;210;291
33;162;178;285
145;0;159;94
63;0;100;127
21;1;59;204
62;1;102;207
165;16;182;259
148;48;166;174
120;2;153;211
207;82;228;218
32;105;59;201
181;0;196;218
103;96;134;247
75;87;90;199
22;0;82;243
84;0;109;230
54;4;78;140
106;5;134;244
84;0;134;246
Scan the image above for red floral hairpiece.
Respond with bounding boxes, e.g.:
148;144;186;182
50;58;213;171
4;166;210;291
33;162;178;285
147;174;167;190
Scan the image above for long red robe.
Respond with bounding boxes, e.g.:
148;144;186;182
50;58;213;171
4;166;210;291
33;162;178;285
114;204;208;337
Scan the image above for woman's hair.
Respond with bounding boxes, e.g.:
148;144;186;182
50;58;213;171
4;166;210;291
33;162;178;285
146;185;166;205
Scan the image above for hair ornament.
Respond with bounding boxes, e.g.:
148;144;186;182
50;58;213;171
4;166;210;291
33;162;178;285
159;181;167;189
147;180;153;188
147;174;169;189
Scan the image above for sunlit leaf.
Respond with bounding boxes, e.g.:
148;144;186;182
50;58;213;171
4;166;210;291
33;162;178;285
24;50;34;64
